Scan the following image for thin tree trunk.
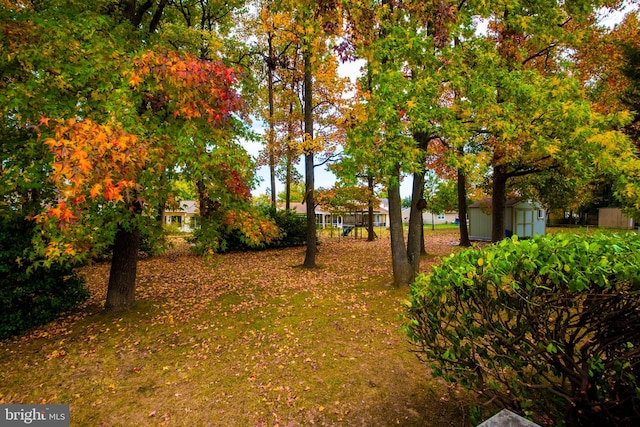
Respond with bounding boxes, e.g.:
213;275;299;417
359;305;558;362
267;34;277;208
457;152;471;246
420;216;426;254
285;154;292;210
302;48;316;268
388;165;412;287
408;132;430;274
407;170;425;279
367;174;375;241
491;163;508;242
105;227;140;311
285;99;295;210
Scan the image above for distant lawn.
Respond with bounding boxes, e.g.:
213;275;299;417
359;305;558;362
546;225;639;236
318;223;462;241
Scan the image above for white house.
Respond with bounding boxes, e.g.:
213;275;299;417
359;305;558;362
284;202;389;229
402;208;459;225
163;200;199;233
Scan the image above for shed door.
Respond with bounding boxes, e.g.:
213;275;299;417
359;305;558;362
515;209;534;237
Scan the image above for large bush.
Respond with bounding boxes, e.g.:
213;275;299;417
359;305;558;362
404;233;640;426
0;218;88;339
192;206;305;254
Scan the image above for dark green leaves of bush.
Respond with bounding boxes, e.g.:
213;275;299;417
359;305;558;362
404;233;640;426
1;218;88;339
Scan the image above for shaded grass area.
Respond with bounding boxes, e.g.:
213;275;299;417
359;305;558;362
0;234;476;426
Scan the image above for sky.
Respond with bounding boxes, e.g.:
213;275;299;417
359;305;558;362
245;4;637;201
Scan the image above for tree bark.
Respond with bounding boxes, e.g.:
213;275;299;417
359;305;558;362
105;226;140;311
420;219;426;254
302;48;317;268
285;98;295;210
367;174;375;241
267;33;277;208
457;153;471;246
407;170;425;279
388;165;412;286
407;131;430;274
491;163;508;242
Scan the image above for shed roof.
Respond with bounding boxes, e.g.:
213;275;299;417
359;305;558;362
469;198;522;209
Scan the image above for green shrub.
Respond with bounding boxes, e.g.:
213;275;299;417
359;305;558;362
265;207;306;248
191;206;305;254
0;218;89;340
404;233;640;426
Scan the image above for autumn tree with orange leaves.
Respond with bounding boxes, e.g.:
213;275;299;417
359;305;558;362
1;0;276;311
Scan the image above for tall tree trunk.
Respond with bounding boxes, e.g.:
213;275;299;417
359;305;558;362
407;170;425;279
457;150;471;246
302;48;317;268
491;163;508;242
408;132;430;274
367;174;375;241
388;165;412;286
285;153;292;210
267;34;277;208
105;226;140;311
285;98;295;210
104;0;167;312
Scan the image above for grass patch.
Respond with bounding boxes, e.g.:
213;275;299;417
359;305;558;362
0;235;476;426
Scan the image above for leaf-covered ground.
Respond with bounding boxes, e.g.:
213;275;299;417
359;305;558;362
0;231;479;426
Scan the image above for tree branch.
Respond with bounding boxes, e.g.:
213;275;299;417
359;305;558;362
522;44;557;66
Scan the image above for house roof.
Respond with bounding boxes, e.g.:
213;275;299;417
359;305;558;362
283;202;307;215
469;198;522;209
165;200;198;214
281;202;389;215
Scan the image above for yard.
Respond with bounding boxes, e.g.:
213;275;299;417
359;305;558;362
0;231;479;426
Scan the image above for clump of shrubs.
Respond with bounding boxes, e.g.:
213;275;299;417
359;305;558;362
192;206;306;254
404;233;640;426
0;218;88;340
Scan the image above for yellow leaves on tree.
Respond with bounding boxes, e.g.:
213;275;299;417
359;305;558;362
222;209;281;248
39;118;149;227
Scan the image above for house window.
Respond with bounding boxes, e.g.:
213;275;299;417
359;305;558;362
537;210;545;220
437;213;445;220
170;216;182;225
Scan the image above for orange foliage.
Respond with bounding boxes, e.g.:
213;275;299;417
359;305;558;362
38;118;149;226
129;50;243;124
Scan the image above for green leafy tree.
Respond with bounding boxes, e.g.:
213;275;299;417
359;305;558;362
429;1;638;242
1;0;272;311
277;182;306;204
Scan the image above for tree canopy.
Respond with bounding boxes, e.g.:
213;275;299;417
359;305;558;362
1;0;639;306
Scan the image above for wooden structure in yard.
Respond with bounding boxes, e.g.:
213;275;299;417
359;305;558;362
468;198;546;241
598;207;636;229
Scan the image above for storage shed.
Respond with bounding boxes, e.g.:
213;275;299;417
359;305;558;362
468;198;546;241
